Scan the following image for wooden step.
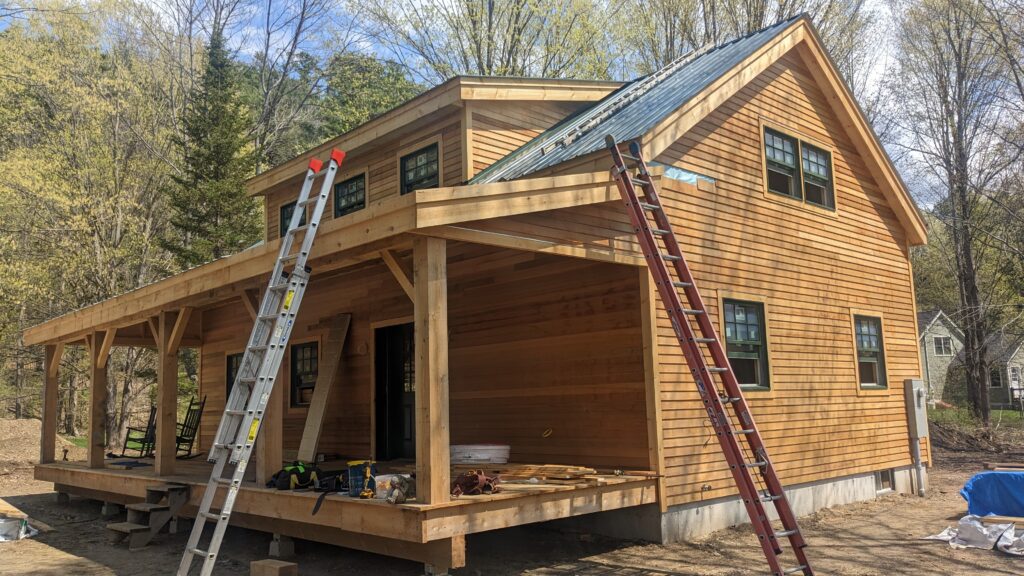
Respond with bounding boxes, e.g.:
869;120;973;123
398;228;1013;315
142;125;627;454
126;502;170;513
146;483;189;494
106;521;149;534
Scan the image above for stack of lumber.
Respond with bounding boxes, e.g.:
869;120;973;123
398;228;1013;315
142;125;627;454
985;462;1024;471
451;463;655;488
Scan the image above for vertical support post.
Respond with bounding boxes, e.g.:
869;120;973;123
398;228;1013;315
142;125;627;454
639;269;668;512
156;311;178;476
256;368;284;485
413;236;450;504
87;332;108;469
40;343;63;464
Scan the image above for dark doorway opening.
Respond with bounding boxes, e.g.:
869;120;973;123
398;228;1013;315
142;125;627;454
374;322;415;460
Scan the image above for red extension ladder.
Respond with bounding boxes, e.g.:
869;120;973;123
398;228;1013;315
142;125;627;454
606;136;814;576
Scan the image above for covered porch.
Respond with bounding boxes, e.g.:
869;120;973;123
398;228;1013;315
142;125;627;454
29;199;664;571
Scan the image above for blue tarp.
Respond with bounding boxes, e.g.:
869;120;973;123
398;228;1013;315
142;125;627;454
961;471;1024;517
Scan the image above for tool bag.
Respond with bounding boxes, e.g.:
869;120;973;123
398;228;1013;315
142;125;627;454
267;461;321;490
310;470;348;516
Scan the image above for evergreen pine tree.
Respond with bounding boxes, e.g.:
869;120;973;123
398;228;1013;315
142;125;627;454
163;28;260;268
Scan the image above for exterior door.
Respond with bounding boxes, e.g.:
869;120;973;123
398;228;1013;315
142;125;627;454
374;322;415;460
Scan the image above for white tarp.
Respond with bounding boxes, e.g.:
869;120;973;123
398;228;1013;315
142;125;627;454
997;527;1024;556
926;515;1016;551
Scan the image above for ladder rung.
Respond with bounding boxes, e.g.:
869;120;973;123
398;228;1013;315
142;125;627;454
692;337;715;343
268;283;288;292
257;313;278;321
784;566;809;575
761;493;784;502
289;224;310;234
707;367;728;373
298;197;318;207
621;153;641;162
199;511;228;521
745;461;768;468
774;529;798;538
651;228;670;236
224;410;247;416
215;477;236;485
189;547;213;558
211;442;234;450
238;376;256;384
661;254;682;261
249;344;269;352
673;281;692;288
681;309;704;315
735;428;755;434
721;397;742;404
630;177;647;187
639;202;660;211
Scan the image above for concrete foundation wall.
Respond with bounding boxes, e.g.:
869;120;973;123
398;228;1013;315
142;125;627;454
566;465;926;544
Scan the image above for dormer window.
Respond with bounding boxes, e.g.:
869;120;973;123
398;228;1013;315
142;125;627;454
400;143;439;195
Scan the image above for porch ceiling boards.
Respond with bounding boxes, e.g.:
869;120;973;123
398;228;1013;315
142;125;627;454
23;169;624;347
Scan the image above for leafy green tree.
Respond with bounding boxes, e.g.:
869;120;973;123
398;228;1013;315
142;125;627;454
163;28;260;268
320;53;423;137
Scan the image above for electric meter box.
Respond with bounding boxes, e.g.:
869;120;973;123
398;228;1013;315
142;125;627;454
904;379;928;439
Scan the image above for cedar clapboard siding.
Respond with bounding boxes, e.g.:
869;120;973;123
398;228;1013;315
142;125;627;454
264;111;464;242
198;243;649;468
646;49;923;506
469;100;586;176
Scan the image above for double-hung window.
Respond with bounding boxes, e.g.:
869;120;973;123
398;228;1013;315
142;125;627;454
854;315;886;388
933;336;953;356
723;299;770;389
280;201;307;238
290;342;318;407
400;143;439;195
334;174;366;218
764;127;835;210
990;368;1004;388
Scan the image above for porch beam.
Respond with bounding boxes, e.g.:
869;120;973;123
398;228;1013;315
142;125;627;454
297;314;352;463
381;249;415;302
86;332;108;469
413;236;450;505
155;311;180;476
40;343;63;464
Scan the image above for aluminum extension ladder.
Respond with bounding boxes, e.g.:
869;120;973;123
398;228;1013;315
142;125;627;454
606;137;813;576
177;149;346;576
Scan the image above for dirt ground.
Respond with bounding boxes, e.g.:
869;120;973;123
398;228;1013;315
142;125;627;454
1;418;1022;575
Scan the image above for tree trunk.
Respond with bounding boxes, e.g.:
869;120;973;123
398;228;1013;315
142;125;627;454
63;371;79;437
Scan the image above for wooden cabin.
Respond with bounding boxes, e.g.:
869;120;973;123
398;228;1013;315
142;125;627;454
25;15;930;573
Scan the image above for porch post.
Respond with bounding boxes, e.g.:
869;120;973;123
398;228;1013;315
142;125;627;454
155;311;177;476
40;343;63;464
256;378;283;485
87;331;111;469
413;236;450;504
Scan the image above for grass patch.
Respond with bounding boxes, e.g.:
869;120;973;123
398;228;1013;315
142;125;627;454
930;406;1024;428
66;436;88;448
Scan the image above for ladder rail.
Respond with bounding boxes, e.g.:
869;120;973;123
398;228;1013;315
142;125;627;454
178;150;346;576
606;136;813;576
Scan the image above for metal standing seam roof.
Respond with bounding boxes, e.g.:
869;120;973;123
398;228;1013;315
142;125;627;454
470;16;803;185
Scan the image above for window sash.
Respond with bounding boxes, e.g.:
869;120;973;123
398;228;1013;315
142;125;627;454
764;127;835;209
724;299;769;388
279;201;307;238
933;336;952;356
334;174;366;218
400;144;439;195
854;315;886;387
290;342;318;406
226;353;243;395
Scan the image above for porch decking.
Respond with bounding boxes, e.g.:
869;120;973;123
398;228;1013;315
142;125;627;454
35;459;658;569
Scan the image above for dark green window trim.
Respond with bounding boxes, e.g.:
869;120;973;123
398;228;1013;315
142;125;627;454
724;299;770;389
764;128;799;200
334;174;366;218
400;143;439;195
854;315;887;388
290;342;318;407
801;142;834;209
280;201;307;238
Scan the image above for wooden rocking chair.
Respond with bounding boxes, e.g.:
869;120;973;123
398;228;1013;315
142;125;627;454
176;395;206;459
121;405;157;457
